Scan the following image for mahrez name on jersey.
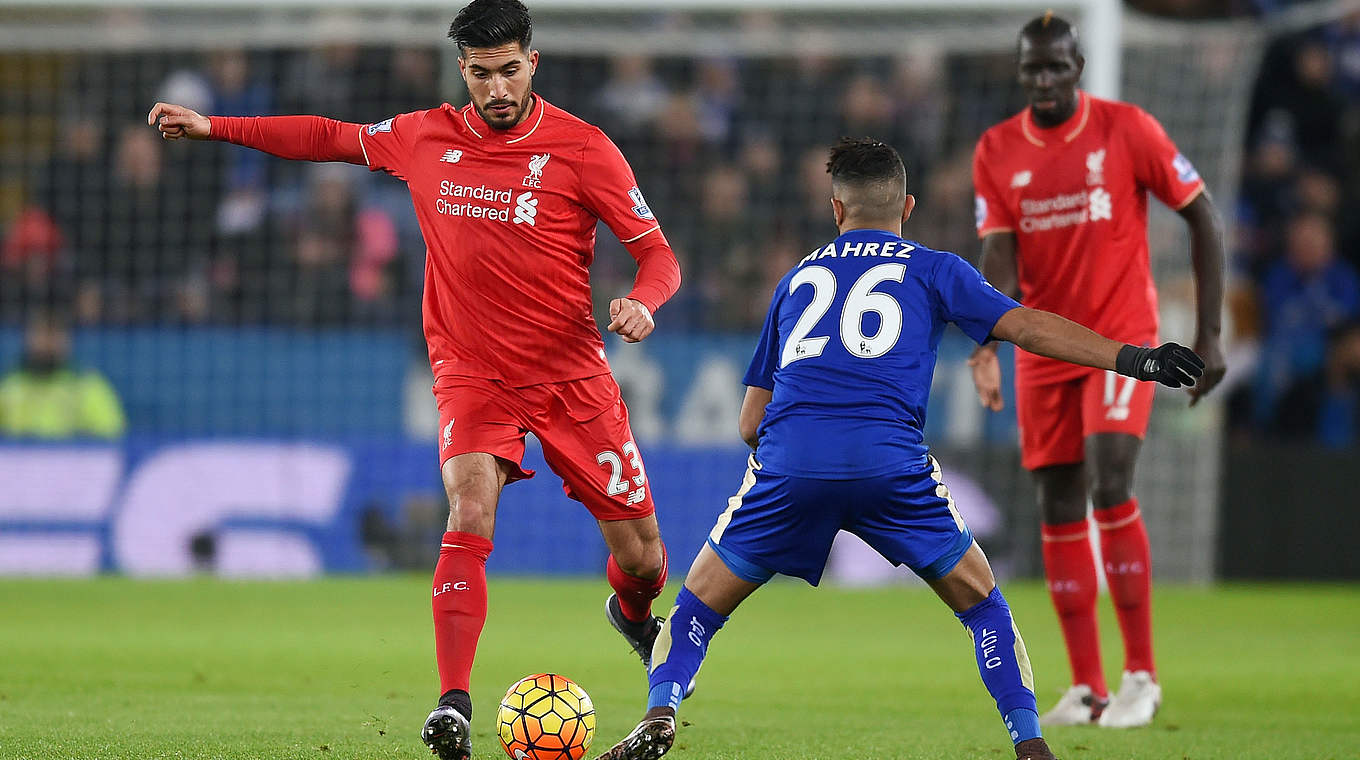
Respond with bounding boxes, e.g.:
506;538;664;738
799;239;916;265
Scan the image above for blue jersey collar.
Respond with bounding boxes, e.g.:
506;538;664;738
835;228;903;244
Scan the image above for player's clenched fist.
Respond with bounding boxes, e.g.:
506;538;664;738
607;298;654;343
1115;342;1205;388
147;102;210;140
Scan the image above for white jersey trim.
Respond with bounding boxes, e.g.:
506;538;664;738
620;224;661;244
507;102;546;144
462;108;484;139
356;125;371;167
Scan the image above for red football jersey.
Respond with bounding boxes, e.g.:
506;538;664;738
973;92;1205;386
360;97;670;386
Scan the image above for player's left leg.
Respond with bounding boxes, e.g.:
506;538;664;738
1082;371;1160;728
599;514;670;669
1087;432;1159;727
533;375;670;669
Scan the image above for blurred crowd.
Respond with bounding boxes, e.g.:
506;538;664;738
1227;14;1360;447
1;47;434;327
1;11;1357;448
0;42;1016;334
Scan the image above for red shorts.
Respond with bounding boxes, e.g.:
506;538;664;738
1015;368;1156;471
432;373;654;521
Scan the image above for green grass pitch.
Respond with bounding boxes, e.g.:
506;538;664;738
1;578;1356;759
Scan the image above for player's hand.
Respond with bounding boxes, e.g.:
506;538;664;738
967;345;1005;412
147;102;211;140
1116;342;1205;388
607;298;654;343
1187;334;1226;406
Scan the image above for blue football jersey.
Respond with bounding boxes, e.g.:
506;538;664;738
743;228;1020;479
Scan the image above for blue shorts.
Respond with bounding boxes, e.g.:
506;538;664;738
706;454;974;586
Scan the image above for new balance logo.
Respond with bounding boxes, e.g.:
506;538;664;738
1010;170;1032;188
513;191;539;226
440;149;463;164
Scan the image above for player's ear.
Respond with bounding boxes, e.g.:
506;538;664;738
831;196;846;228
902;194;916;223
528;48;539;74
456;55;468;83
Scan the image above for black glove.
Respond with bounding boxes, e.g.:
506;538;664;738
1115;342;1205;388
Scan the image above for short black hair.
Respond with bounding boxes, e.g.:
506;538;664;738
827;137;908;195
448;0;533;55
1019;11;1082;56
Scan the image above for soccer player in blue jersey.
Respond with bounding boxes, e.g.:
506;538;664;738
592;138;1204;760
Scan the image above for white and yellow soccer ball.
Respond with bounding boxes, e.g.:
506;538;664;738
496;673;595;760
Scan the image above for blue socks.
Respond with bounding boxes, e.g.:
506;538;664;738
956;587;1042;745
644;581;1039;747
646;586;727;712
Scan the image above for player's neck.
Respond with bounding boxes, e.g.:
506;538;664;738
838;221;902;237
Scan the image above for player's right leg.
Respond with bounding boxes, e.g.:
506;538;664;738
593;543;764;760
423;452;515;760
1016;379;1108;723
596;456;836;760
423;376;535;759
929;545;1059;760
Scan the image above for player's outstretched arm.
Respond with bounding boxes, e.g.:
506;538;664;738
991;307;1205;388
148;102;366;165
969;232;1021;411
1178;192;1228;405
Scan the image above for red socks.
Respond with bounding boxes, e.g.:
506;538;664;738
606;546;667;623
1096;499;1155;676
432;531;493;694
1041;518;1107;697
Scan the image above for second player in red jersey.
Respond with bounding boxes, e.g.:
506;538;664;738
973;86;1203;387
150;3;681;758
968;14;1226;730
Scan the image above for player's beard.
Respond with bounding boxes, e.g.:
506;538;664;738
477;89;534;131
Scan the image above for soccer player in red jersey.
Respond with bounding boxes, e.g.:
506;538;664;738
150;2;680;757
969;14;1227;728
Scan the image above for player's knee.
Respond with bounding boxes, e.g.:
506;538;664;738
611;538;665;580
1090;475;1133;510
445;492;496;535
1039;495;1087;525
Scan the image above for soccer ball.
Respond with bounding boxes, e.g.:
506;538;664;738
496;673;595;760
